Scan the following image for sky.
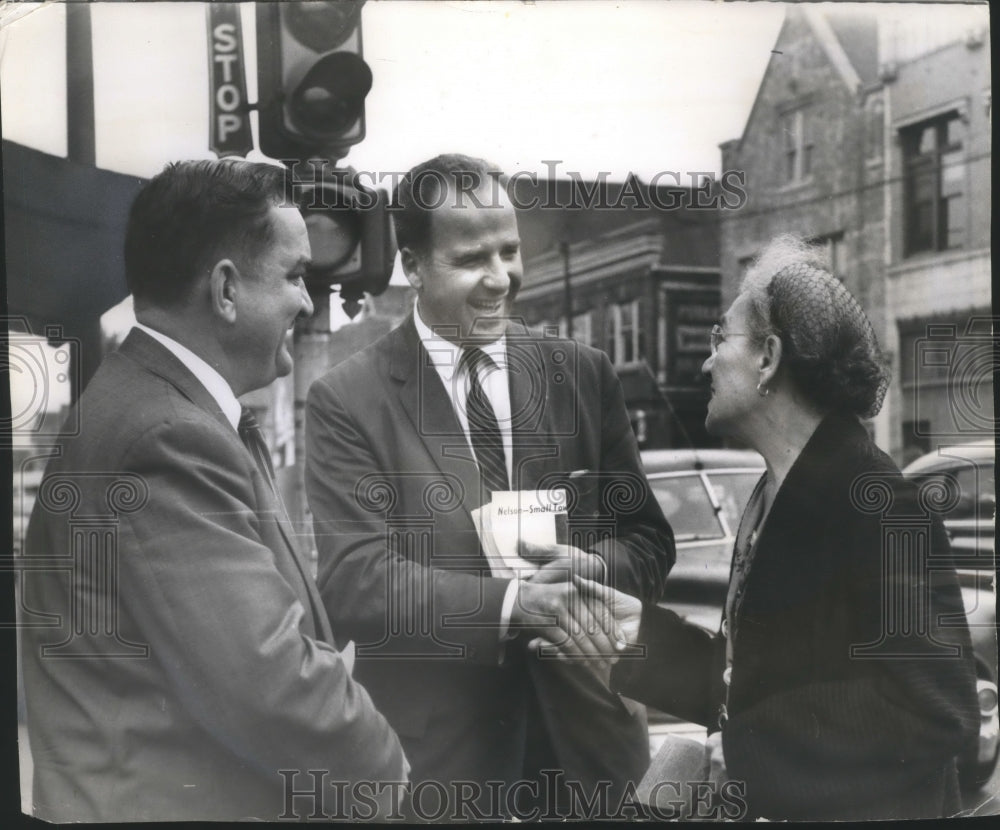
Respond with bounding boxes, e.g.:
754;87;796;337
1;1;987;179
0;0;790;180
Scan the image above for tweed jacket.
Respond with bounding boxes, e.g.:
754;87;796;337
21;330;405;821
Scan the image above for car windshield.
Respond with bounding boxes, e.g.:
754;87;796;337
650;470;763;541
911;462;995;522
650;475;721;539
706;471;762;532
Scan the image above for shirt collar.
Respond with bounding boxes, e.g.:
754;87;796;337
413;302;508;382
133;323;242;430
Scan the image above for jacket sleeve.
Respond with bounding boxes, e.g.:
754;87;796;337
115;416;407;785
587;351;675;603
611;603;721;726
305;373;510;664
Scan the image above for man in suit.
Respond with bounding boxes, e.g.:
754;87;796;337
20;159;406;822
305;153;674;818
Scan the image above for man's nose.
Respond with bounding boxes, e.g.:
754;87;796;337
701;353;714;375
482;254;512;292
298;283;315;318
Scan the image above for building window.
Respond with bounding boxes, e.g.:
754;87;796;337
604;300;643;367
571;311;592;346
780;108;813;184
897;312;994;445
535;318;555;335
865;98;884;160
808;232;844;277
551;311;592;345
902;112;966;255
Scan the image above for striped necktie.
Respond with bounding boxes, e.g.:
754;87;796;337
458;346;510;496
238;406;276;492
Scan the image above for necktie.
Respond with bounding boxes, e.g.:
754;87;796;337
459;347;509;496
238;406;277;492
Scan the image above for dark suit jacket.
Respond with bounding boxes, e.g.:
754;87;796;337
305;316;674;798
20;330;405;822
613;413;980;821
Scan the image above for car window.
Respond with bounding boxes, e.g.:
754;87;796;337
649;475;723;539
705;471;763;532
913;462;995;521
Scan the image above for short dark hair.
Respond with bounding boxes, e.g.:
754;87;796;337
390;153;508;254
124;159;293;307
740;235;890;418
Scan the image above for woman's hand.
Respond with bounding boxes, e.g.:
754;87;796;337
705;731;728;786
526;577;642;658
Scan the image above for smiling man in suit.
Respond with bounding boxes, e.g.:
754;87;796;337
20;159;406;822
305;153;674;818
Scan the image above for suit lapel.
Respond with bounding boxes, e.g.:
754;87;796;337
270;494;334;642
119;329;233;433
390;317;484;515
507;330;562;487
120;329;333;643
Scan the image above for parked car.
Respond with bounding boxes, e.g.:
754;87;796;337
639;448;764;745
640;441;998;791
903;440;998;790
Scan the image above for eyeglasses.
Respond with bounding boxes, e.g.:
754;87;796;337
708;324;752;355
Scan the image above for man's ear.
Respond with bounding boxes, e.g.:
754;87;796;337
399;247;423;290
758;333;783;387
209;259;239;323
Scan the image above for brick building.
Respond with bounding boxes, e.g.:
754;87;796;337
881;23;992;461
718;5;991;461
514;177;720;449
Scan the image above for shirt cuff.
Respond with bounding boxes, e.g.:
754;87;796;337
498;578;521;641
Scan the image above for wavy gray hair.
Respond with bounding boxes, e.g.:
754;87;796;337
738;235;890;418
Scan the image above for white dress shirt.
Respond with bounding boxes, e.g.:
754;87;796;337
412;304;514;485
133;323;242;431
413;303;521;640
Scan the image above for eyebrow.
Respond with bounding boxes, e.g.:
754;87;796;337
449;245;489;259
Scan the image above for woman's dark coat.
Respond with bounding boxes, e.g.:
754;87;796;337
614;413;980;821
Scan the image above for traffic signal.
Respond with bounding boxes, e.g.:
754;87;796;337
297;169;395;318
256;1;373;162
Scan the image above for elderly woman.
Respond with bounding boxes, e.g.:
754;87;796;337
602;236;979;820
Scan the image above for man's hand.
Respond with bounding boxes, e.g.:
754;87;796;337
510;579;623;666
525;577;642;659
519;540;607;584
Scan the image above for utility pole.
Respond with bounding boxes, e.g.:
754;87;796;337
64;1;99;402
560;240;573;339
293;285;332;563
66;2;96;165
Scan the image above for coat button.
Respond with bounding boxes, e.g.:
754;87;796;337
722;666;732;686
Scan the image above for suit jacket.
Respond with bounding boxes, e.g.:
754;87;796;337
305;316;674;800
20;329;405;822
613;413;980;821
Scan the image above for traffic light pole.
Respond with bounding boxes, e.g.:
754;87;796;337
66;2;95;166
292;286;333;566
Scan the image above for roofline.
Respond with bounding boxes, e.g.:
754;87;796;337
725;8;788;155
802;5;862;93
724;6;869;156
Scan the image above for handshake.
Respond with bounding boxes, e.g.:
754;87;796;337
509;541;643;666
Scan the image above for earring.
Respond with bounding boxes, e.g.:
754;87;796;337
756;381;769;397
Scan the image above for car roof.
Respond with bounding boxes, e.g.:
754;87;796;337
640;448;765;474
902;440;996;477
